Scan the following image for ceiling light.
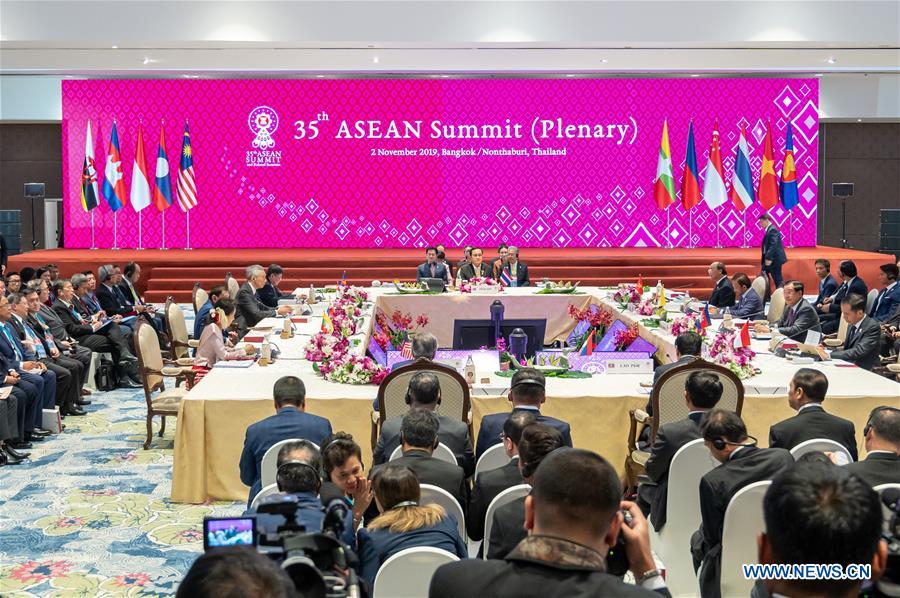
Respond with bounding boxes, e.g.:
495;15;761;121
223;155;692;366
690;74;701;77
857;118;863;122
826;57;837;64
600;59;608;64
142;57;152;65
566;74;576;77
815;73;824;77
111;45;118;49
316;74;324;78
373;56;379;64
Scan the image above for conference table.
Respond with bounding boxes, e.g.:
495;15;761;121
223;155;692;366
171;286;899;503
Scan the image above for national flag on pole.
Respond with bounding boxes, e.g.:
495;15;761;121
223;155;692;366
729;124;756;211
780;123;799;210
153;124;173;211
400;340;413;359
703;120;728;209
80;121;100;212
636;275;644;295
101;121;127;212
320;311;334;334
696;304;711;333
739;319;752;348
652;119;676;209
659;284;667;309
680;121;701;210
500;268;512;286
175;121;198;212
579;329;596;356
757;121;778;210
130;123;151;212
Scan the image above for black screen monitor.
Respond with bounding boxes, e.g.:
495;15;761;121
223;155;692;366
452;319;547;358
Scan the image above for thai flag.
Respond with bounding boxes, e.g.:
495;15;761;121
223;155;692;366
400;340;413;359
729;124;756;211
500;268;512;286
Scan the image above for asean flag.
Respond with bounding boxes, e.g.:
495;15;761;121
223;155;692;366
729;124;755;211
780;123;800;210
757;121;778;210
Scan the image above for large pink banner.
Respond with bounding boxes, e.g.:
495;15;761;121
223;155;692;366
62;78;818;249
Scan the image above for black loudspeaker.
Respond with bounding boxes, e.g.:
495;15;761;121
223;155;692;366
880;209;900;252
832;182;854;197
24;183;45;198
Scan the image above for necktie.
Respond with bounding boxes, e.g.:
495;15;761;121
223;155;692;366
35;314;57;351
71;304;85;324
430;264;436;278
24;324;46;359
128;283;141;304
846;325;857;346
787;306;797;326
1;324;23;361
874;289;886;314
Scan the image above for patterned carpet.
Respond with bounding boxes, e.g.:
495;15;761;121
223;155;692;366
0;386;241;597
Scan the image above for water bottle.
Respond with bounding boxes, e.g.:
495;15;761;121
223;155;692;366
723;307;733;330
656;279;663;299
308;284;316;304
464;356;476;387
261;341;272;364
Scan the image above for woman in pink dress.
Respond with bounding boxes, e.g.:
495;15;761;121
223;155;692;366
195;298;248;367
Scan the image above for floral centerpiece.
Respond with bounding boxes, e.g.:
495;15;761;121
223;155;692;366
708;330;758;379
613;324;640;351
567;304;614;349
373;309;429;350
460;277;504;294
636;297;657;316
305;295;387;385
341;286;369;308
670;313;699;337
316;353;388;385
612;284;641;310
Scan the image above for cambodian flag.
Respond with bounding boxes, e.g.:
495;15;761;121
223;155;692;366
780;124;799;210
101;121;127;211
680;121;701;210
696;304;711;333
153;124;173;211
729;124;755;211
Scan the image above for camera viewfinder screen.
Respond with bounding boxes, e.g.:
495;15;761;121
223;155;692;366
205;518;255;548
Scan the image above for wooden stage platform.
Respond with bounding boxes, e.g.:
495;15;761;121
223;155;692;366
8;246;893;304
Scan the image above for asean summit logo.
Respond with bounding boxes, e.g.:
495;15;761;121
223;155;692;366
246;106;282;167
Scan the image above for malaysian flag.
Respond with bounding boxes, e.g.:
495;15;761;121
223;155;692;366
176;121;197;211
400;340;413;359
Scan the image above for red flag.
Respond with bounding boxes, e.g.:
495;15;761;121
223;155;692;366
400;340;413;359
757;121;778;210
740;320;751;347
636;275;644;295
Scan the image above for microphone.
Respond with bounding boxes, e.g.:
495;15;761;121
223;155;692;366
319;484;351;537
882;488;900;513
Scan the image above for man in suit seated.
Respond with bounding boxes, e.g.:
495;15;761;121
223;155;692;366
642;331;702;424
475;367;572;461
194;285;229;341
706;262;735;308
690;409;794;598
813;258;838;308
390;332;437;372
638;370;723;531
95;265;136;328
257;264;297;309
493;245;530;287
239;376;333;508
880;302;900;357
117;262;164;334
374;408;467;513
486;423;566;559
468;410;534;544
235;265;292;335
431;448;671;598
373;371;475;476
824;293;882;370
758;213;787;289
870;263;900;322
728;273;764;319
29;280;93;395
758;460;887;598
769;368;857;460
755;280;821;342
845;406;900;487
818;259;868;334
457;247;492;282
416;247;451;285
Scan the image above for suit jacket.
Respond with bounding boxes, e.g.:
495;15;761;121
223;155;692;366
731;288;764;320
238;406;333;506
257;281;293;309
458;262;492;281
707;277;736;308
774;299;821;342
493;261;530;287
827;277;868;315
845;452;900;488
761;225;787;266
430;535;668;598
96;284;133;317
815;274;838;306
768;404;858;461
373;413;475;477
8;316;47;360
475;408;573;461
39;304;72;343
374;449;468;513
52;299;96;339
644;412;704;531
416;262;450;283
693;446;794;598
467;457;523;541
119;279;144;306
870;283;900;321
235;282;276;331
831;315;882;370
0;321;29;368
486;495;526;559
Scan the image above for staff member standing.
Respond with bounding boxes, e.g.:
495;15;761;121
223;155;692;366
758;213;787;290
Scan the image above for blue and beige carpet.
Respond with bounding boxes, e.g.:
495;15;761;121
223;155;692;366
0;387;241;597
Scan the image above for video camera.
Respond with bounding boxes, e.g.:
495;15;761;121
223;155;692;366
862;487;900;598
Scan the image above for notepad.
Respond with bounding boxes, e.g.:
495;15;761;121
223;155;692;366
214;360;256;369
242;336;265;343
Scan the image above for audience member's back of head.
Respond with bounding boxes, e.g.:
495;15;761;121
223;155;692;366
273;376;306;408
177;547;298;598
369;464;445;533
791;368;828;403
518;423;565;478
275;440;322;495
401;408;440;451
868;405;900;446
509;368;546;406
685;370;723;409
674;331;702;357
700;408;747;444
407;371;440;406
503;410;537;447
411;333;438;360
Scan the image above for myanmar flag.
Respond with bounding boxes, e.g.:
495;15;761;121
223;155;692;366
680;120;701;210
653;119;676;209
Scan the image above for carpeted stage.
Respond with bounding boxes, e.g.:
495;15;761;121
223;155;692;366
9;246;892;304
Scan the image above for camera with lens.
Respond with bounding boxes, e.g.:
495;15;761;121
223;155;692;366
861;488;900;598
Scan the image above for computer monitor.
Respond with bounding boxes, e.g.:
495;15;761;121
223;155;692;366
452;318;547;357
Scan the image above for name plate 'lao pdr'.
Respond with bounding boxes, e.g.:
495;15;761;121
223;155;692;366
604;359;654;374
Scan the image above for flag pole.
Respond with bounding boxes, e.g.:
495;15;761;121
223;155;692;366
90;211;96;249
112;211;119;250
741;211;748;248
185;210;192;250
716;206;721;248
161;210;168;250
137;210;144;250
789;210;794;247
666;207;672;248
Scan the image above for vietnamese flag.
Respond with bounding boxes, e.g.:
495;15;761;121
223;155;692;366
680;120;701;210
757;121;779;210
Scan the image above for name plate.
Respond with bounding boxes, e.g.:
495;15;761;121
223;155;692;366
604;358;654;374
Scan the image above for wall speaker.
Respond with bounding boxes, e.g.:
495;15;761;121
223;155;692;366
832;182;854;198
24;182;45;198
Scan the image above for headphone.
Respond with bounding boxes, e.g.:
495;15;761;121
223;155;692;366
863;406;900;437
710;435;758;451
276;460;321;492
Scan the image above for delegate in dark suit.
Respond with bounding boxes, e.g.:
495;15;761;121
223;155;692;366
707;277;735;308
373;413;475;477
52;298;134;366
487;495;526;559
257;281;294;309
416;262;450;284
730;287;764;319
493;261;530;287
458;262;492;281
0;350;40;441
691;446;794;598
475;408;572;461
643;355;700;417
845;452;900;488
96;284;134;317
238;405;333;507
825;277;868;317
768;404;857;461
374;449;468;513
235;282;276;332
774;298;821;342
37;304;93;383
9;315;80;414
467;457;523;542
761;223;787;288
0;324;55;430
870;283;900;322
815;274;839;307
831;315;882;370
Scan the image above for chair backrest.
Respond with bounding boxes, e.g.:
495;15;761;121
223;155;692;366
836;314;849;342
260;438;321;488
225;272;240;300
719;480;772;598
134;319;164;402
767;287;785;323
389;442;456;465
475;444;510;478
419;483;466;539
866;288;879;314
649;359;744;443
249;483;281;511
790;438;854;465
377;359;471;426
165;298;190;360
192;283;208;316
751;276;768;302
372;546;459;598
482;483;531;558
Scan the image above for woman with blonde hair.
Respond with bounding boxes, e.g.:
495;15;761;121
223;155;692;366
357;464;467;585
